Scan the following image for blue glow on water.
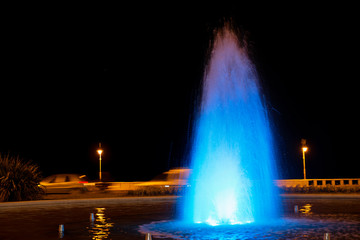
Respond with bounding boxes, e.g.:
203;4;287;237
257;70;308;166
140;217;360;239
182;27;280;225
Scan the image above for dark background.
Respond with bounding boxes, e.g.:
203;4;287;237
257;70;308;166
1;4;359;181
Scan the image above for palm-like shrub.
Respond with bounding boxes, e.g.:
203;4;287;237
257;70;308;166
0;154;43;201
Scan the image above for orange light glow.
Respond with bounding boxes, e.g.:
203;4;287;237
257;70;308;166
302;147;308;152
97;149;103;155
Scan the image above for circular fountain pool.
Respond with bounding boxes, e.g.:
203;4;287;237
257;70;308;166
140;217;360;239
139;195;360;239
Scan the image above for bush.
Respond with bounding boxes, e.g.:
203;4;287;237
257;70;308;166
0;154;44;201
127;186;187;196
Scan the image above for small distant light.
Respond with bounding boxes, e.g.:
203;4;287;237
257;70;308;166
302;147;308;152
97;149;103;155
230;219;238;225
206;218;219;226
164;185;170;188
324;233;330;240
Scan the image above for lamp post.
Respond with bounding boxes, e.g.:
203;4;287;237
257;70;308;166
302;146;308;179
97;143;103;181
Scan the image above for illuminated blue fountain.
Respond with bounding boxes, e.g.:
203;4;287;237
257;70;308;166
182;27;280;225
139;26;357;239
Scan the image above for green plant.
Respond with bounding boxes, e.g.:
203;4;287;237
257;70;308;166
0;154;44;201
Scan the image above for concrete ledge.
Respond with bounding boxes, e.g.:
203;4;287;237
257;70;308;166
0;196;179;209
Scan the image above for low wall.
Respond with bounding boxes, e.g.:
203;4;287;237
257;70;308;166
275;178;360;188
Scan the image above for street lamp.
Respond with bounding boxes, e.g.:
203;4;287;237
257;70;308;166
302;146;308;179
97;143;103;181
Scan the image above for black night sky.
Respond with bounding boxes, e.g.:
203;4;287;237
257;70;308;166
1;5;359;181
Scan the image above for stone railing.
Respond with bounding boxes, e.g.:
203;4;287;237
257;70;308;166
275;178;360;188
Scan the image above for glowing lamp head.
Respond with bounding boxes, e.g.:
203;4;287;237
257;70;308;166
97;149;103;155
302;147;308;152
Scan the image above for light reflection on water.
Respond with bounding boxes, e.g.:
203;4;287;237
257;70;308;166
88;208;114;239
299;204;312;215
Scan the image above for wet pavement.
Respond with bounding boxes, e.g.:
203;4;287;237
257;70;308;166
0;195;359;239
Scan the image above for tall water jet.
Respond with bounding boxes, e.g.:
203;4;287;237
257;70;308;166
182;26;280;225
